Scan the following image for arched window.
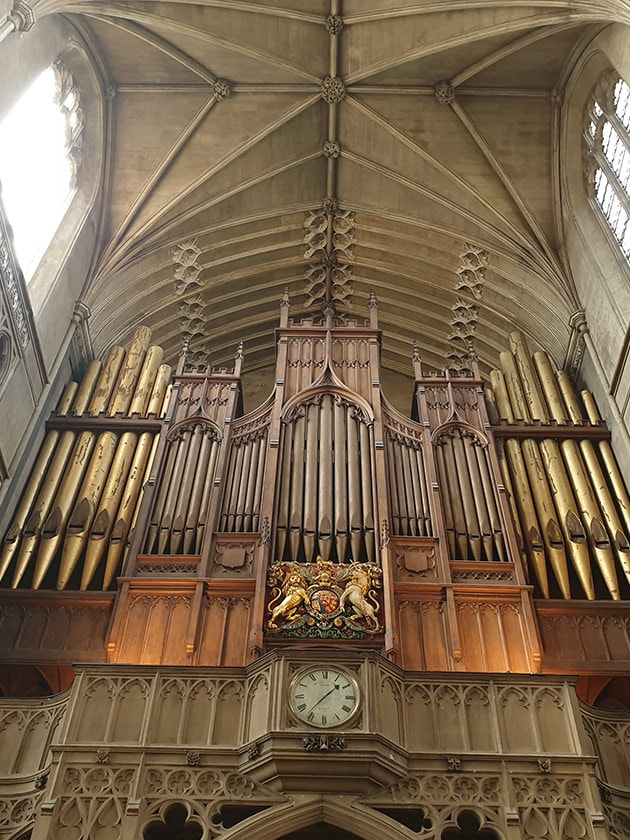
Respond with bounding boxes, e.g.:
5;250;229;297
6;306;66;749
584;71;630;261
0;61;83;280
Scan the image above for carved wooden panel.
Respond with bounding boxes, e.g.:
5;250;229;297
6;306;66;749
537;602;630;671
392;538;438;582
397;598;450;671
284;335;325;398
0;593;113;661
211;536;258;578
456;599;531;673
111;587;196;665
197;591;253;666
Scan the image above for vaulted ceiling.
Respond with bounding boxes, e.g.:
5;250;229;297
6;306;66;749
59;1;621;389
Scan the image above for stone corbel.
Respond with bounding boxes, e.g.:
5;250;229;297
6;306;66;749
71;301;93;375
563;310;587;382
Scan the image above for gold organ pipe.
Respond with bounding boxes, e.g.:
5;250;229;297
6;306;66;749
347;410;362;560
493;437;522;561
0;382;78;583
170;425;204;551
61;435;113;589
500;350;571;598
527;352;595;599
360;422;375;562
490;369;549;596
303;403;319;560
122;429;161;571
11;363;102;587
509;332;548;417
103;381;171;587
535;363;619;598
107;327;152;413
581;389;630;535
334;400;348;561
126;348;166;416
318;395;333;561
62;335;153;590
556;369;630;585
289;411;306;561
84;362;170;586
534;352;595;600
31;348;125;589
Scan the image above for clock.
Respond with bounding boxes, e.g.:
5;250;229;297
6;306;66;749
288;666;360;728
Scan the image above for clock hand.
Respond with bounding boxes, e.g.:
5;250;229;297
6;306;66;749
306;684;339;714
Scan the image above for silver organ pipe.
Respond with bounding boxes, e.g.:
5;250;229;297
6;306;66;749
144;417;222;555
289;410;306;560
169;425;203;553
360;423;375;562
218;405;271;535
276;396;375;564
318;396;334;561
382;405;432;543
183;429;214;553
333;398;349;563
433;427;506;563
303;403;319;560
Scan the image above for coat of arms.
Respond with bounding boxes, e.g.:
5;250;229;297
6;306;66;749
266;556;383;638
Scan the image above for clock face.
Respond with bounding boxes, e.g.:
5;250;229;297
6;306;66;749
289;666;360;728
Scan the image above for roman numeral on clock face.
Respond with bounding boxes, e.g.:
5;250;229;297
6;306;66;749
290;667;359;727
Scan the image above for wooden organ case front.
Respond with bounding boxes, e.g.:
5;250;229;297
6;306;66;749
99;296;542;670
2;295;630;678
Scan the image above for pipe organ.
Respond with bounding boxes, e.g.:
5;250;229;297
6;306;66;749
1;299;630;674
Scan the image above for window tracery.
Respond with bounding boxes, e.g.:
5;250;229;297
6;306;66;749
0;60;84;279
584;71;630;261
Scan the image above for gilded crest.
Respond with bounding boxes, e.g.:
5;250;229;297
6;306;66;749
266;556;383;638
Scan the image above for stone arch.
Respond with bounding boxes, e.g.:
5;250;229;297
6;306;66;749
220;797;415;840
